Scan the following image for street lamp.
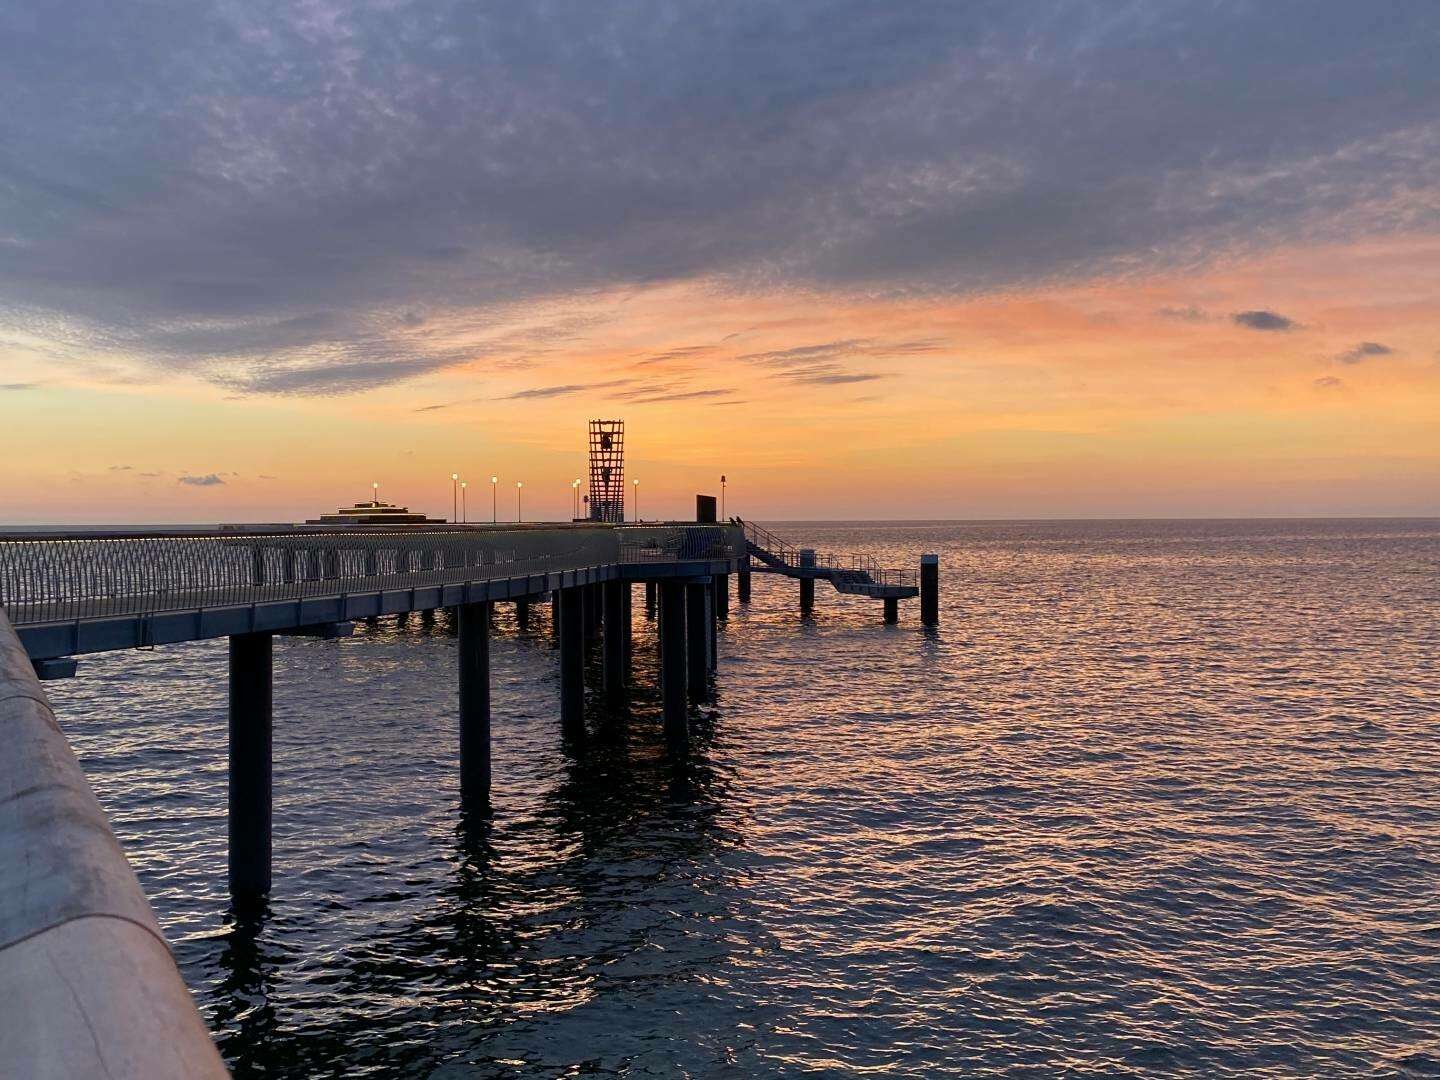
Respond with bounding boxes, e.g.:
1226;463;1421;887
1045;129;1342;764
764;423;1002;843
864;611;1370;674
632;478;639;522
371;481;380;506
571;478;581;520
450;472;459;523
516;481;523;522
491;476;499;523
721;474;727;520
461;480;468;523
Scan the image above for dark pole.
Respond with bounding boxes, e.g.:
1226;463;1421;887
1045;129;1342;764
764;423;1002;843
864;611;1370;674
621;583;633;675
458;601;491;806
659;581;688;748
559;587;585;734
645;580;657;618
920;554;939;627
686;581;710;698
799;549;816;615
714;573;729;622
516;596;530;630
738;571;751;603
884;597;899;624
229;632;273;900
602;579;625;701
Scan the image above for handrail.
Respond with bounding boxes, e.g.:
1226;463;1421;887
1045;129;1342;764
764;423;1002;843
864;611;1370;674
0;608;228;1075
736;518;913;587
0;525;744;627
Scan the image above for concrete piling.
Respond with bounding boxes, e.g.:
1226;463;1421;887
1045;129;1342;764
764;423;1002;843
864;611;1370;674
799;549;816;614
884;597;899;624
458;601;491;805
645;580;657;618
621;584;633;674
686;581;711;698
602;579;626;701
228;631;273;900
920;553;939;627
515;596;530;630
559;588;584;733
738;570;752;603
658;581;688;747
714;573;729;622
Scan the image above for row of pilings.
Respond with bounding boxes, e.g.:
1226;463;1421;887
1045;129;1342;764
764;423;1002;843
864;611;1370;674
228;573;736;901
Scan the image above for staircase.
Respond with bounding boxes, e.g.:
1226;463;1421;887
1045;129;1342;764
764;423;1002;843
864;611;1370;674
736;519;918;600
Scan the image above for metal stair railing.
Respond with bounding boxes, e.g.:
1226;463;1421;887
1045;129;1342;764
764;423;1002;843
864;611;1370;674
736;518;914;591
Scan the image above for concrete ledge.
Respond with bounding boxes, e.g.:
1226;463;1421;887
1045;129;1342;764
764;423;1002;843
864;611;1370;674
0;915;227;1079
0;608;226;1077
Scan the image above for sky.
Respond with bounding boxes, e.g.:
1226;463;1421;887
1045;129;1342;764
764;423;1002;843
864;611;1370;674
2;1;1438;523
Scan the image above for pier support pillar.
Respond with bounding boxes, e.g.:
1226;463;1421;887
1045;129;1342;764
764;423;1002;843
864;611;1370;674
228;632;272;900
559;588;585;734
645;580;657;618
458;601;491;806
602;579;626;701
622;584;633;674
714;574;729;622
580;585;595;646
799;549;816;614
884;597;899;624
920;554;940;627
515;596;530;630
551;592;561;643
686;582;711;698
738;571;752;603
659;582;688;747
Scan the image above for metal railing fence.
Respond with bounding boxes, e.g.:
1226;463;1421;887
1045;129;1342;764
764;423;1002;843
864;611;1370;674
737;519;914;588
0;525;741;626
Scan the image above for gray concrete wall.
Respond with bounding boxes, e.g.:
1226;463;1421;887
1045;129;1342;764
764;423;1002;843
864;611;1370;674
0;608;227;1078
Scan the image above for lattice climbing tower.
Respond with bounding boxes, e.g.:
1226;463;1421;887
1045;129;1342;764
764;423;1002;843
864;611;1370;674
587;419;625;522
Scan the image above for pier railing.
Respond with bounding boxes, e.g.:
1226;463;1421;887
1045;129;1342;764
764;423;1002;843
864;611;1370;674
0;524;744;627
0;608;227;1075
737;519;915;587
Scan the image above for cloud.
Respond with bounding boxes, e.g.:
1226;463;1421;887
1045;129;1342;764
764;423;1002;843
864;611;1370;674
1156;306;1214;323
1233;310;1297;332
1;2;1437;391
501;379;632;400
779;370;888;386
108;464;132;471
0;382;38;390
178;473;224;486
1314;376;1344;389
618;387;736;403
258;474;277;480
1335;341;1393;364
634;345;717;366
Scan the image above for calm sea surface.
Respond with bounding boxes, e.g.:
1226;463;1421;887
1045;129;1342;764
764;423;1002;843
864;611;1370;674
46;520;1440;1078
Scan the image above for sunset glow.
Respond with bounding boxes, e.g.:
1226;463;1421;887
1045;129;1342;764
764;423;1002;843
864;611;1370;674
2;4;1437;522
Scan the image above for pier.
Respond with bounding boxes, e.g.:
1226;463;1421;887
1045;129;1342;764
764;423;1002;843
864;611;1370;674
0;517;937;1076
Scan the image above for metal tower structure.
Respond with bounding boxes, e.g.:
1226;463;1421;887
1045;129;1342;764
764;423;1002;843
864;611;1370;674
587;419;625;522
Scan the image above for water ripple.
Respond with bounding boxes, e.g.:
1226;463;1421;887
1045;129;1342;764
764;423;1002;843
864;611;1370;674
44;519;1440;1077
